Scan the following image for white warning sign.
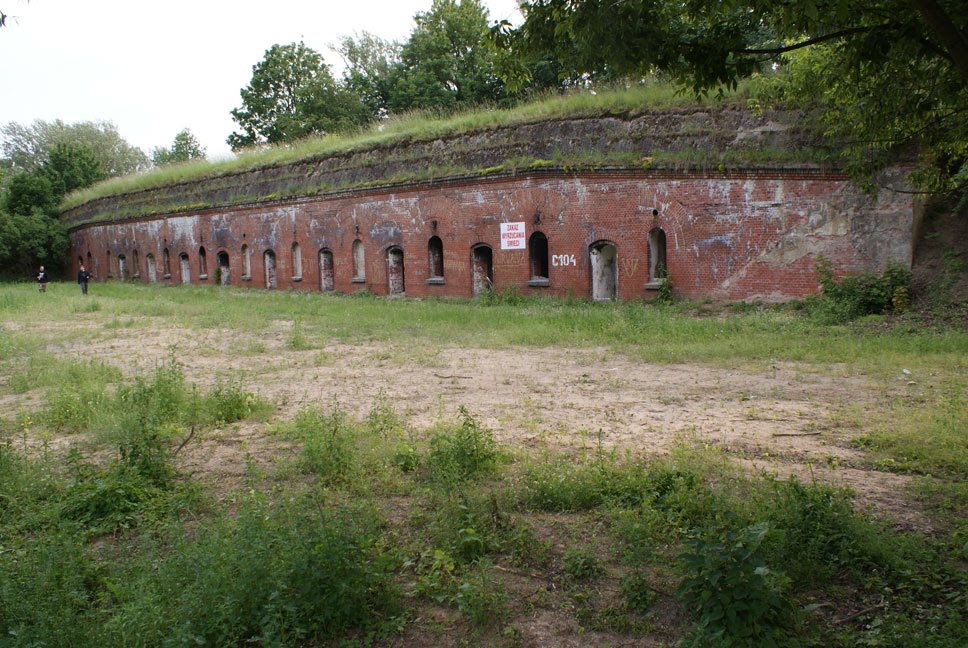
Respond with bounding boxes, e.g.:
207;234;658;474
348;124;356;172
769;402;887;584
500;222;526;250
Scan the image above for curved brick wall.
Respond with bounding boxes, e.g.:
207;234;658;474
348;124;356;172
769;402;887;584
67;167;914;301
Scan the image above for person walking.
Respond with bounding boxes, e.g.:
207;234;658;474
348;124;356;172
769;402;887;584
36;266;48;292
77;264;92;295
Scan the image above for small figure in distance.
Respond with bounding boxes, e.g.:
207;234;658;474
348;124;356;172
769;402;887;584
77;264;92;295
36;265;48;292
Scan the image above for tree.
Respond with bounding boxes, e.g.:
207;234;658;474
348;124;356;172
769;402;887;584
386;0;508;113
337;32;402;120
3;172;54;216
227;42;369;150
152;128;207;166
1;141;104;276
500;0;968;192
0;209;68;276
41;142;106;197
1;119;148;177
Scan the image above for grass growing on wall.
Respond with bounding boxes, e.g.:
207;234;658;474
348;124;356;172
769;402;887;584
60;81;744;212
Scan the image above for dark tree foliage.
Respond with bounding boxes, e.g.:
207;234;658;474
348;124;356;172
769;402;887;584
1;142;105;277
227;42;369;150
4;172;55;217
0;210;68;276
501;0;968;193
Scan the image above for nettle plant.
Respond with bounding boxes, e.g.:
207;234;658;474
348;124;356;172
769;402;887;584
677;515;799;648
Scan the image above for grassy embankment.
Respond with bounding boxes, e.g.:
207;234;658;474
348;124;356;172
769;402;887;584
1;281;965;646
60;80;829;223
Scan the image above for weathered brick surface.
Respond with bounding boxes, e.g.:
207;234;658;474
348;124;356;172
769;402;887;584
68;169;914;301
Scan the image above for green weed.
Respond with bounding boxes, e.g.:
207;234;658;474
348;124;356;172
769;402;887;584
427;407;498;485
456;561;509;626
678;514;800;647
563;545;605;581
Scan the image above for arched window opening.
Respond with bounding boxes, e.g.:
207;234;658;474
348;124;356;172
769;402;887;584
319;249;335;291
427;236;444;283
387;246;405;295
471;244;493;297
648;228;668;283
264;249;277;289
117;254;127;281
198;246;208;279
241;244;251;279
163;248;171;278
291;242;302;281
179;252;191;285
529;232;549;286
352;239;365;282
217;251;230;286
589;241;618;301
146;253;157;282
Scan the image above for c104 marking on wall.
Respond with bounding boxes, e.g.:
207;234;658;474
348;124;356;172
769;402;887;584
552;254;577;267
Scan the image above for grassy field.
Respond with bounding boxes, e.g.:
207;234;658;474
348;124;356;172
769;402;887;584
1;281;966;647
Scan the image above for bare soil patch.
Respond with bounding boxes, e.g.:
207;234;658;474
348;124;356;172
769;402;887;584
6;318;922;526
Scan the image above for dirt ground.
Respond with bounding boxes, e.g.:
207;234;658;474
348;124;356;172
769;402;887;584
2;317;943;646
3;318;923;530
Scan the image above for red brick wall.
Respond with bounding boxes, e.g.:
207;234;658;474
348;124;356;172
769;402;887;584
67;170;915;301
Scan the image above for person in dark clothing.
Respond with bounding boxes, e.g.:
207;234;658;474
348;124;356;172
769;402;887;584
36;266;48;292
77;265;92;295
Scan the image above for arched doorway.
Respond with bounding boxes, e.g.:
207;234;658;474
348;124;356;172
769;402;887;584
217;251;230;286
319;249;334;291
179;253;191;285
264;250;277;289
471;245;493;296
352;239;365;281
589;241;618;301
386;246;405;295
117;254;127;281
428;236;444;280
529;232;549;283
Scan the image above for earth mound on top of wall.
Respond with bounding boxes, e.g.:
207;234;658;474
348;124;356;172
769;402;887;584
62;106;828;228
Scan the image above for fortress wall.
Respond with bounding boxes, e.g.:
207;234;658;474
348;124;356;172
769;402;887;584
67;169;914;302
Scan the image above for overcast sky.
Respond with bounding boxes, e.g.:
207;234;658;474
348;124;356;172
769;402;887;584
0;0;522;160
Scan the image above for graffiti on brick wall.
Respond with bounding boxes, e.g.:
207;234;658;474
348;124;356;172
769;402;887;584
621;258;640;275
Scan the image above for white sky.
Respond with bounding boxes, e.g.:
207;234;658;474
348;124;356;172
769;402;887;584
0;0;522;159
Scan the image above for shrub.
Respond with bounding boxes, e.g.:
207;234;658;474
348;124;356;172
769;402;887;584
808;257;912;322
